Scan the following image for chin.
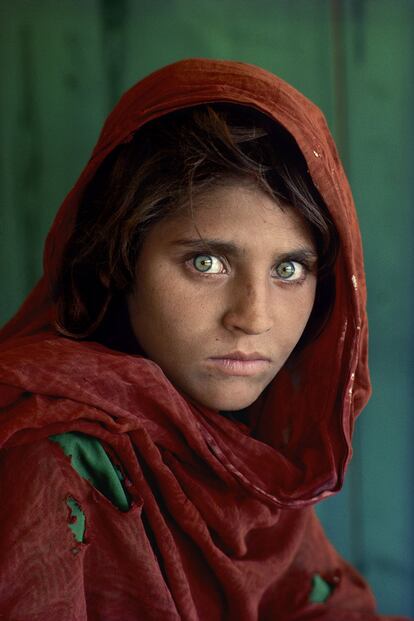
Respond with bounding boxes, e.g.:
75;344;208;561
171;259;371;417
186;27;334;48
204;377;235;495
196;388;263;412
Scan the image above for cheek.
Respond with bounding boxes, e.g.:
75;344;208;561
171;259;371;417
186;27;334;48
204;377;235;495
129;269;211;351
278;283;317;343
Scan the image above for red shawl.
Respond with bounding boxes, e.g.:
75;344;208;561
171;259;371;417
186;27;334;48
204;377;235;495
0;59;407;620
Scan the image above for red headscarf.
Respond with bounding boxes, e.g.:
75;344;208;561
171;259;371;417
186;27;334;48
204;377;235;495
0;59;406;620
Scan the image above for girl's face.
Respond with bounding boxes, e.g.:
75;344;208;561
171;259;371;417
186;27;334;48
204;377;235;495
128;181;317;411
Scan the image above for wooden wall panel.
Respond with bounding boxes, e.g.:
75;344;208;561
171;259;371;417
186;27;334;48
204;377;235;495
1;0;107;319
344;1;414;613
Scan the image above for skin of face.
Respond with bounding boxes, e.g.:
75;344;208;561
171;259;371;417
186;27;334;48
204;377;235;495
127;181;318;411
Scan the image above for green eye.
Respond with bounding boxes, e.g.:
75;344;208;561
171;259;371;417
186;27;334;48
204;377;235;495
194;255;213;272
193;255;224;273
276;261;298;279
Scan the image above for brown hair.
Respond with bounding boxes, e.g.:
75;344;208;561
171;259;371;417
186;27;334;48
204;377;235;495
54;104;338;350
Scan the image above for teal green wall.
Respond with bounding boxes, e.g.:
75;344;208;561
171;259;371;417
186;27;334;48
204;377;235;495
1;1;412;615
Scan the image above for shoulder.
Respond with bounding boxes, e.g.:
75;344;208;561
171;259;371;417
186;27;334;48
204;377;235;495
0;438;90;618
0;437;92;541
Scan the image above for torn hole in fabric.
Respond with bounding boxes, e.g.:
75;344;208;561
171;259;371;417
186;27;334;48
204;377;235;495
308;573;334;604
50;432;131;511
66;496;86;543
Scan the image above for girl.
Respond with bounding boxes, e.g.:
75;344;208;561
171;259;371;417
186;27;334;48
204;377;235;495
0;58;407;620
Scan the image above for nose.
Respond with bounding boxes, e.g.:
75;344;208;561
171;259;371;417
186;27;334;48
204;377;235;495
221;278;273;335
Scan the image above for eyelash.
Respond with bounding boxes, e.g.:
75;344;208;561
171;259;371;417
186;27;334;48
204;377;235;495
184;252;313;285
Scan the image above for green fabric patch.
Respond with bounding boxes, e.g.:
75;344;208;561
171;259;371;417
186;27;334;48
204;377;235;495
309;573;333;603
50;432;130;512
66;496;85;543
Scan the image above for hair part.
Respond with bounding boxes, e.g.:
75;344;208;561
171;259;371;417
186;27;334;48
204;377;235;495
54;104;339;351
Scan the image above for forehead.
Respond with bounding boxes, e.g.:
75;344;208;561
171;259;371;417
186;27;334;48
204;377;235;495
161;181;316;251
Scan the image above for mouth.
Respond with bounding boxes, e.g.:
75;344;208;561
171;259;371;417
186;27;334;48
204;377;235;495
206;351;271;377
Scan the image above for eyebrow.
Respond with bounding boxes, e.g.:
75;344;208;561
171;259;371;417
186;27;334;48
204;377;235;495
170;238;318;262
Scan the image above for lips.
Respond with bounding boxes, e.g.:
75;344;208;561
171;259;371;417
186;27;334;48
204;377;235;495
212;351;270;361
207;351;271;376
